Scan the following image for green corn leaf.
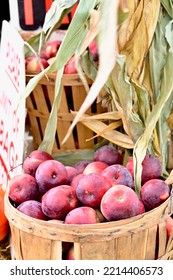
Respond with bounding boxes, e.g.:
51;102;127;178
161;0;173;18
62;0;119;145
134;42;173;196
38;68;64;153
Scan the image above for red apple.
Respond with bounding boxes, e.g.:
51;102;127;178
93;145;123;165
45;40;62;58
140;179;170;211
165;216;173;239
83;161;108;175
23;149;53;177
65;166;78;184
76;173;112;208
136;199;145;215
26;56;49;73
64;56;78;74
64;206;100;224
41;185;79;220
100;184;142;221
126;154;162;184
8;174;39;204
88;40;98;61
102;164;133;188
65;244;75;260
74;160;92;174
70;173;86;191
17;200;47;220
35;160;68;194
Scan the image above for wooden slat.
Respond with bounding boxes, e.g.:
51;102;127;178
10;224;23;260
72;85;94;148
20;231;52;260
26;97;42;147
79;240;115;260
115;235;132;260
157;221;167;259
145;225;157;260
130;230;148;260
50;240;62;260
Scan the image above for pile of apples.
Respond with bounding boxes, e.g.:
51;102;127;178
25;39;98;74
8;145;173;259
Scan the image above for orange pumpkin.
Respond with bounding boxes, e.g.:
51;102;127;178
0;185;9;241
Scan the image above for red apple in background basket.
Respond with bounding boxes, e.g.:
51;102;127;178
93;145;123;165
76;173;112;208
8;174;39;204
126;154;162;184
64;206;100;224
35;160;68;195
41;185;79;220
140;179;170;211
25;56;49;73
102;164;133;188
100;184;143;221
23;149;53;177
88;40;99;62
83;161;108;175
45;40;62;58
64;56;78;74
17;200;47;220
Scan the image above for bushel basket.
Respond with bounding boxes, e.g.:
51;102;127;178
4;189;173;260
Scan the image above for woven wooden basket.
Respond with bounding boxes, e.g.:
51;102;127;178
26;73;106;154
4;187;173;260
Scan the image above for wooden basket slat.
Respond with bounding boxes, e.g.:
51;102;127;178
144;225;157;260
50;240;62;260
114;235;132;260
26;97;42;148
79;240;115;260
10;224;23;260
157;220;167;259
72;84;94;149
20;231;52;260
57;86;77;150
32;85;50;136
130;230;148;260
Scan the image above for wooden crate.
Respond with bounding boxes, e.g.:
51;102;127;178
4;190;173;260
26;73;106;154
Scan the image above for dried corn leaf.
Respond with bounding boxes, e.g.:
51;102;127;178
118;0;160;80
72;112;134;149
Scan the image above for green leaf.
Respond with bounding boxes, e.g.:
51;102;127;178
161;0;173;18
134;46;173;196
43;0;79;38
62;0;119;145
38;68;64;153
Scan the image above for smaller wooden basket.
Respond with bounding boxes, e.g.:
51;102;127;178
26;73;106;154
4;188;173;260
